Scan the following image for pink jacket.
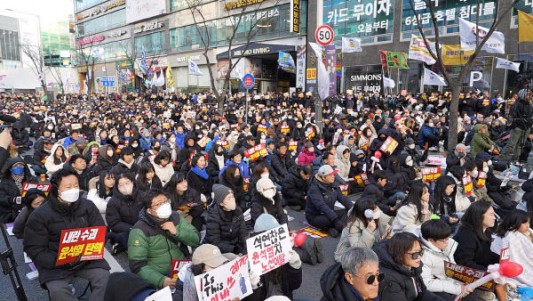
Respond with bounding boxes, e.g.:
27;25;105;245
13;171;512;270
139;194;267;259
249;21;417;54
297;150;316;166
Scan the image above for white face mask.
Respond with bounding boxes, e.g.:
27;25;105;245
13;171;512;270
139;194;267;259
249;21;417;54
132;143;139;148
483;166;489;173
47;125;54;130
169;138;176;143
405;158;413;167
373;209;382;220
261;188;276;200
107;150;114;157
261;172;269;178
60;188;79;203
487;160;493;167
408;144;415;150
155;203;172;219
428;122;435;127
119;184;133;196
472;170;479;179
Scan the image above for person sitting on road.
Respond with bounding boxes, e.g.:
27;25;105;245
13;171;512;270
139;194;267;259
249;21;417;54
23;169;110;300
282;164;312;211
334;198;391;262
420;220;473;300
13;188;46;239
110;146;139;177
362;170;400;216
135;161;163;192
392;181;432;235
87;171;115;222
204;184;248;254
151;150;174;188
128;190;200;290
165;173;205;232
305;165;353;238
250;177;287;226
321;247;382;301
62;154;91;192
106;174;144;254
44;144;67;177
0;157;37;223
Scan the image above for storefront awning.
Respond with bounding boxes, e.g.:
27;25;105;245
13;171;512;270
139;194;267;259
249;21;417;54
217;43;296;60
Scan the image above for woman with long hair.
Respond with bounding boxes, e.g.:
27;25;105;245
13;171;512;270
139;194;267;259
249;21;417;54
219;164;249;211
432;175;461;231
135;161;163;192
44;144;67;176
334;197;390;262
392;181;432;234
87;171;116;222
165;173;205;232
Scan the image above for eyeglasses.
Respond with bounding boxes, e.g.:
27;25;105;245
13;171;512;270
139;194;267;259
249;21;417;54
408;250;424;259
152;200;170;209
355;272;385;285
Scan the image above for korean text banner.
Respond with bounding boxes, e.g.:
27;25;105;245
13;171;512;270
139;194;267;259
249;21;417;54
402;0;497;32
386;51;410;69
323;0;394;38
441;44;474;66
246;224;292;276
56;226;106;266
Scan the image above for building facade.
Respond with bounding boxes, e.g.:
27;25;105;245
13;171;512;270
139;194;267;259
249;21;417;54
306;0;533;96
72;0;307;94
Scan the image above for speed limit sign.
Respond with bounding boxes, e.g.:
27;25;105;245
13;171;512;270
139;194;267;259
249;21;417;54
315;25;334;46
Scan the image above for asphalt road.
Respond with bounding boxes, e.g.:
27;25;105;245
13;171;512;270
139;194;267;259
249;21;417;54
0;206;339;301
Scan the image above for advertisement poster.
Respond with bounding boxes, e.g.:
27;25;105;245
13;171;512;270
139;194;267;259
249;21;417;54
343;64;383;93
325;45;337;97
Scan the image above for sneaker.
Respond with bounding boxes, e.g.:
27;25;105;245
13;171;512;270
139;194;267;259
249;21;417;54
328;228;339;238
111;243;121;255
429;146;438;152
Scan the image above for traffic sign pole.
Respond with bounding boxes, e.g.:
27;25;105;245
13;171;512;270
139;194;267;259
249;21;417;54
241;74;255;124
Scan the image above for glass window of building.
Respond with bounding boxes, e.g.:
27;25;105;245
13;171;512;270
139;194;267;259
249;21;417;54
135;32;163;56
0;30;20;61
170;0;215;12
75;0;106;12
78;9;126;36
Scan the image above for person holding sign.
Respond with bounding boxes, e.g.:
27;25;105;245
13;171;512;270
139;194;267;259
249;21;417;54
321;247;382;301
306;165;353;238
13;188;46;239
204;184;248;254
250;177;288;227
0;157;38;223
246;214;302;301
128;190;200;291
23;169;110;300
166;173;205;232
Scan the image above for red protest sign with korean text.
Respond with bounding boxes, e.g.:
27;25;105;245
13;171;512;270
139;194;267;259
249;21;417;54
21;182;52;197
353;173;370;188
421;167;441;183
476;171;487;188
244;143;268;162
170;259;191;281
379;136;399;154
56;226;106;266
288;140;298;152
339;183;349;196
246;224;291;276
444;261;494;291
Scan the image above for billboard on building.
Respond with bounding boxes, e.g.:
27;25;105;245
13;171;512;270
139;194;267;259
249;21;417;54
126;0;167;24
323;0;395;39
343;64;383;93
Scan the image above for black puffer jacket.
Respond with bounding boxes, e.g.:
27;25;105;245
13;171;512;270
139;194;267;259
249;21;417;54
320;262;369;301
305;177;352;223
247;264;302;301
105;186;145;233
523;178;533;227
23;196;110;286
270;151;295;183
363;183;396;216
0;158;37;222
204;204;247;254
508;97;533;130
453;225;499;270
250;193;288;226
485;172;516;210
375;242;442;301
62;162;92;192
110;159;139;177
281;166;309;207
187;169;212;197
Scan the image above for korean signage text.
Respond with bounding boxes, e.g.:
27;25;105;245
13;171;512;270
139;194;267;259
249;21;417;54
56;226;106;266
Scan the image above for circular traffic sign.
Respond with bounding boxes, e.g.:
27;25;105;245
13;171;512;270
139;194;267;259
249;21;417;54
315;25;334;46
242;73;255;90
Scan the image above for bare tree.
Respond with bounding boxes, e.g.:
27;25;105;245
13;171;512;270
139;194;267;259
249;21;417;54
48;66;65;95
185;0;283;114
407;0;521;150
76;40;99;95
19;42;48;94
117;39;136;93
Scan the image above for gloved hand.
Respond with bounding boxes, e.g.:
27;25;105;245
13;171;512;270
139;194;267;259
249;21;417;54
287;249;301;269
249;269;261;290
334;219;344;231
58;254;86;271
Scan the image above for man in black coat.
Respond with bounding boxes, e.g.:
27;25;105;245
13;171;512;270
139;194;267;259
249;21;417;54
269;142;295;183
362;170;399;216
110;146;139;177
63;154;92;192
501;89;533;161
0;157;37;223
282;165;312;211
23;169;110;300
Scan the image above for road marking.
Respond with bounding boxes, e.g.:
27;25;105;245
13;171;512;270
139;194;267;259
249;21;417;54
104;249;124;273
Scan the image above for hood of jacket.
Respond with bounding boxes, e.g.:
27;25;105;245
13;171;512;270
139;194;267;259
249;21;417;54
336;145;350;162
1;157;32;179
50;143;65;158
83;141;101;155
321;262;368;301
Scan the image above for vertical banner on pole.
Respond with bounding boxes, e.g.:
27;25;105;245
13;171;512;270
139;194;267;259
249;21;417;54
296;45;306;90
324;45;337;97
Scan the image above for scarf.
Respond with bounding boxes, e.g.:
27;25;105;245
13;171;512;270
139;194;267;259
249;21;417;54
12;174;24;191
191;166;209;180
119;158;135;169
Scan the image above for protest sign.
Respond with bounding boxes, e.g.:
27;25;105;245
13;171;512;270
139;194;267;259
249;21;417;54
353;173;370;188
476;171;487;188
379;136;398;154
177;202;201;213
463;175;473;196
194;255;252;301
500;247;510;262
305;127;315;139
21;182;52;197
244;143;268;162
145;286;172;301
339;183;349;195
288;140;298;152
426;155;447;168
198;136;211;148
257;124;268;133
421;167;441;183
444;261;494;291
280;125;290;135
170;259;191;281
56;226;106;266
298;226;328;238
246;224;291;276
243;177;250;192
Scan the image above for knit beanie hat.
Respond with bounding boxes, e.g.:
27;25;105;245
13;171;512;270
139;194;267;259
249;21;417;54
212;184;232;204
254;213;280;233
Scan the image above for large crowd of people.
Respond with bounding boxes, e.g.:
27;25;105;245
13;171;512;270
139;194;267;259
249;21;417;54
0;87;532;300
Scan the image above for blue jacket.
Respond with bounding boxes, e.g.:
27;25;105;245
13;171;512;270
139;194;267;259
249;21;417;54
416;124;440;146
140;136;153;152
219;160;250;179
174;132;187;149
63;136;77;149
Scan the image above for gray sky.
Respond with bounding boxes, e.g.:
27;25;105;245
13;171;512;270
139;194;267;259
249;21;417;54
0;0;74;24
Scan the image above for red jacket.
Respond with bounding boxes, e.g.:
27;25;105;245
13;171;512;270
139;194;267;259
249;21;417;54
297;149;316;166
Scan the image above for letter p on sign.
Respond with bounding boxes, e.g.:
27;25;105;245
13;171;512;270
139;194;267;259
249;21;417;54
469;71;483;87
